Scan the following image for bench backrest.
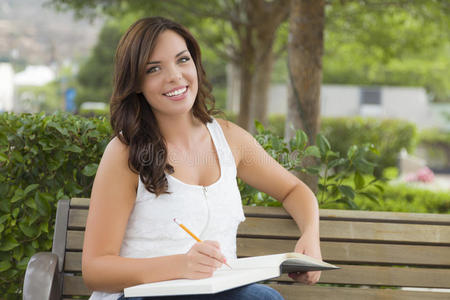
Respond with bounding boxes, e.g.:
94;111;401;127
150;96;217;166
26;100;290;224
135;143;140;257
58;198;450;299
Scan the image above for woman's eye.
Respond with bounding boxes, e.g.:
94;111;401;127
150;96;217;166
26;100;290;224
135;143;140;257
146;66;160;74
178;56;191;63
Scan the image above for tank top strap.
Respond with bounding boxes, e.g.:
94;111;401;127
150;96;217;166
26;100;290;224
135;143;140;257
206;118;237;177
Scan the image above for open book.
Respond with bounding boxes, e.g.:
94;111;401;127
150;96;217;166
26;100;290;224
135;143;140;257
124;252;339;297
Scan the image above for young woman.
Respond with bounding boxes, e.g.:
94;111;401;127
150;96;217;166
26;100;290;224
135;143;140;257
82;17;322;300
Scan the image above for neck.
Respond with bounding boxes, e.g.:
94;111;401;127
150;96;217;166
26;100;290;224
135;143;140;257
155;112;204;149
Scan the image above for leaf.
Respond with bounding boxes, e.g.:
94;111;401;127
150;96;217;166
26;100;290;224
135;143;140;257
254;120;265;133
347;145;358;160
368;143;379;155
360;192;381;205
0;214;9;225
374;184;385;192
0;152;7;162
32;240;39;249
24;184;39;195
81;163;98;177
325;150;339;160
25;197;37;210
354;172;365;190
271;136;281;151
329;158;346;169
47;121;68;135
63;144;82;153
335;198;358;210
17;257;30;270
354;157;376;174
305;167;320;175
295;130;308;150
12;207;20;219
304;146;321;158
338;185;355;200
316;134;331;154
11;188;25;203
0;236;19;251
19;221;36;238
0;259;12;272
12;245;24;262
35;192;53;217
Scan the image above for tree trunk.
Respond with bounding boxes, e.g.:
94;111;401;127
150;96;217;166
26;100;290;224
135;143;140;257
234;0;290;131
236;26;255;129
286;0;325;192
237;58;254;129
249;35;275;133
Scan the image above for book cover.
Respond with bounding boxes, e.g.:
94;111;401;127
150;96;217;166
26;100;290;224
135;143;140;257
124;253;339;297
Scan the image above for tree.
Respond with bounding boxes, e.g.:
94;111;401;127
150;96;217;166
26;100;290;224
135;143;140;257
50;0;289;131
323;1;450;102
75;21;123;106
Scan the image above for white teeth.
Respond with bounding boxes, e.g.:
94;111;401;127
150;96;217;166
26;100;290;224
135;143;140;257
165;87;187;97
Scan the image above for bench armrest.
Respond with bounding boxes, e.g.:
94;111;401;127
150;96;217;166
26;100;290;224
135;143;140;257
23;252;61;300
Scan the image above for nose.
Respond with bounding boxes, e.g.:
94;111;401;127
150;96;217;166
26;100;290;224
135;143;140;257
166;64;182;82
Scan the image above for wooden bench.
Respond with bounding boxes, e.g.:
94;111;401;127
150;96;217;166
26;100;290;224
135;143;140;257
23;198;450;299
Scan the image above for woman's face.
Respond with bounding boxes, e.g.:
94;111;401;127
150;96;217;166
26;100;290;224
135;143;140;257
139;30;198;118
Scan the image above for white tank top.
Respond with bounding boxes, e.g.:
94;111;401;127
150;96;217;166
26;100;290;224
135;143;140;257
89;118;245;300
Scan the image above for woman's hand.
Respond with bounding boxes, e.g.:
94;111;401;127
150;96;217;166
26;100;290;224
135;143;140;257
289;232;322;285
182;240;226;279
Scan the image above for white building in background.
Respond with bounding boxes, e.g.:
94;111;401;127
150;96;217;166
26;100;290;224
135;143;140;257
9;65;56;113
0;63;14;112
227;82;447;130
14;65;55;87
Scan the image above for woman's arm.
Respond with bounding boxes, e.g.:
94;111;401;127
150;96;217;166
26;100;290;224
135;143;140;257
82;137;225;292
217;119;321;285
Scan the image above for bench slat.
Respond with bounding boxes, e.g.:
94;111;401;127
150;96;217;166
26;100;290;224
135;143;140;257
69;198;450;225
63;275;91;296
238;217;450;244
236;238;450;266
68;210;450;244
64;252;450;288
268;284;450;300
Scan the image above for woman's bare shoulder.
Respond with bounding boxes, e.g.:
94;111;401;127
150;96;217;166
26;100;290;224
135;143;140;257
214;118;256;166
97;136;138;188
215;117;254;143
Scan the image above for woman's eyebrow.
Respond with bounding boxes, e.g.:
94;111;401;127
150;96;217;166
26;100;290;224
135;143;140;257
146;50;189;65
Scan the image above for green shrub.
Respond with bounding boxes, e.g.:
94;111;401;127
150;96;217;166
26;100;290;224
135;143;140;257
0;112;111;299
240;121;381;209
321;117;417;175
417;128;450;170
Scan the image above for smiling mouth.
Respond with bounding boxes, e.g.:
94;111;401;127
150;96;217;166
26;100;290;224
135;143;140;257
163;86;188;97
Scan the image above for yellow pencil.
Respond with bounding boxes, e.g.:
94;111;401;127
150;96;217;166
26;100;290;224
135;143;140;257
173;218;232;269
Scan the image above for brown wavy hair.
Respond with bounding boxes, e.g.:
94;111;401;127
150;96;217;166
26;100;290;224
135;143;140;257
110;17;217;196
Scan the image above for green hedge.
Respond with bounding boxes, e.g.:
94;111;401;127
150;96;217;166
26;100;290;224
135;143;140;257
324;182;450;213
262;115;417;174
0;112;111;299
321;117;417;175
